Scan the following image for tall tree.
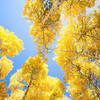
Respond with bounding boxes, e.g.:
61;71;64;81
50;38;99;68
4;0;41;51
8;56;65;100
54;9;100;99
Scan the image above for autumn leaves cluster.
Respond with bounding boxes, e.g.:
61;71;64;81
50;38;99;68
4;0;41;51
0;0;100;100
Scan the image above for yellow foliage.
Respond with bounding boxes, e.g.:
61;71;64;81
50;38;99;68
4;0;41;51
0;56;13;80
8;56;65;100
23;0;62;57
61;0;96;19
0;0;99;100
0;26;23;99
0;81;8;100
9;70;25;90
21;56;48;83
23;76;64;100
61;96;71;100
8;89;24;100
54;9;100;99
0;26;23;57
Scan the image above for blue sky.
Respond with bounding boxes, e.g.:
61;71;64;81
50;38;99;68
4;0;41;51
0;0;70;97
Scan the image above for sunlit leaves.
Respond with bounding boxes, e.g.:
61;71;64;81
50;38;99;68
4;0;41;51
0;25;23;99
8;89;24;100
23;0;62;57
0;0;99;99
23;0;97;57
0;26;23;57
23;0;99;99
21;56;48;83
9;70;25;90
61;0;96;19
8;56;65;100
54;9;100;99
24;76;64;100
0;56;13;80
0;81;8;100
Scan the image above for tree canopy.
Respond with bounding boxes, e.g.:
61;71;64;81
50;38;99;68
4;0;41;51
0;0;100;100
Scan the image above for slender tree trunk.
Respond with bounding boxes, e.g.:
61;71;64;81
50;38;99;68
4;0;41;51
22;74;33;100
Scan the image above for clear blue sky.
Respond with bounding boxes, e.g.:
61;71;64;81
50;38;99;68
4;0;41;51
0;0;71;98
0;0;98;99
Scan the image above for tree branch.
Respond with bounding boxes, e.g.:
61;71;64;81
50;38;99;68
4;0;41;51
22;73;33;100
